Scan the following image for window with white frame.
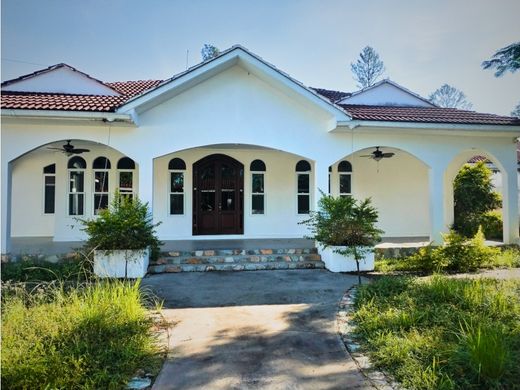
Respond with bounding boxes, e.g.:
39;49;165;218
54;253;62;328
93;157;111;215
250;159;266;214
169;158;186;215
68;157;86;215
117;157;135;199
338;160;352;197
296;160;311;214
43;163;56;214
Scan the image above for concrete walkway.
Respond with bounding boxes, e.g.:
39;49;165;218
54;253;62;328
142;270;373;390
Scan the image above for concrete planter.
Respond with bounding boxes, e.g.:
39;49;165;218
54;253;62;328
94;248;150;278
318;245;374;273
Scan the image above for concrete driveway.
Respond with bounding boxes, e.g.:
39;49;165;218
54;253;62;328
142;270;372;390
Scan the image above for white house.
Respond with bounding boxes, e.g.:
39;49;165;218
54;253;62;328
1;45;519;258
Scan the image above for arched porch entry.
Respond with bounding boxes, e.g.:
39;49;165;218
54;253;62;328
192;154;244;235
7;139;138;243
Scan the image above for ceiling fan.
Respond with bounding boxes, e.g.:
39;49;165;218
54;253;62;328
48;140;90;156
361;146;395;161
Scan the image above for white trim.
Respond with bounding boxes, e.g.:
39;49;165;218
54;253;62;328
168;169;185;216
250;171;265;216
42;172;56;215
92;169;109;215
1;109;133;123
336;120;520;135
337;79;436;107
68;168;85;217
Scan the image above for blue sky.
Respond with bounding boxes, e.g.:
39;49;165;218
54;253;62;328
2;0;519;115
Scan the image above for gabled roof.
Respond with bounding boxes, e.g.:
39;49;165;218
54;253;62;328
310;87;351;103
116;45;351;122
1;63;121;96
1;79;162;112
338;79;436;107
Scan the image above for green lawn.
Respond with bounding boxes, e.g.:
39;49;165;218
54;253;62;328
352;276;520;389
1;278;163;389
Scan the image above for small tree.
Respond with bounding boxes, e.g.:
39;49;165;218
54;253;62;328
453;162;502;238
482;42;520;77
201;44;220;61
429;84;473;110
350;46;385;89
301;194;383;284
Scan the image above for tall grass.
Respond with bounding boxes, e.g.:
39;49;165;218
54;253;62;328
353;276;520;389
1;279;162;389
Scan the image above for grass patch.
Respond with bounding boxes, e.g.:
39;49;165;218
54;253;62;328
1;279;163;389
353;276;520;389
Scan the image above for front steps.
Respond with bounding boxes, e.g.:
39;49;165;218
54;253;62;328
148;247;325;273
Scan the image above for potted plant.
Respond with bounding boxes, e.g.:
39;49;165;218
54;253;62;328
81;193;161;278
301;193;383;283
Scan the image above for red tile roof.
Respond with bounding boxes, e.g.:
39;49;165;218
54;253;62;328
339;105;520;126
2;76;520;126
1;80;162;112
105;80;163;97
310;87;351;103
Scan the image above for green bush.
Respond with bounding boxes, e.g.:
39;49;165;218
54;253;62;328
1;279;162;389
408;228;500;273
81;194;162;260
353;276;520;389
453;162;501;238
480;210;503;240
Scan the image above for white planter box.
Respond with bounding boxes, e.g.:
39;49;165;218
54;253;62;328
94;248;150;278
318;245;374;273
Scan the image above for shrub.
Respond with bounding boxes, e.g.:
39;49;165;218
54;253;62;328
480;210;503;240
300;193;383;283
1;279;162;389
1;255;89;283
453;162;501;238
81;194;162;260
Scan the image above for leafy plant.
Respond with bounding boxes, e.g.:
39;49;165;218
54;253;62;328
81;193;162;260
301;193;383;283
453;162;501;238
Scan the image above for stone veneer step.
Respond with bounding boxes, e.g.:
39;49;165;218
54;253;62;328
148;247;323;273
148;260;325;273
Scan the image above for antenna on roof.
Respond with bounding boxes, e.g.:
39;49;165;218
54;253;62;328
185;49;189;70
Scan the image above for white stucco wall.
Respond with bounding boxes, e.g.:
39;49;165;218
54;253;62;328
339;82;433;107
330;150;430;237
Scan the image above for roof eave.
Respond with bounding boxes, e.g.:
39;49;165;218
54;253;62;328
1;109;134;123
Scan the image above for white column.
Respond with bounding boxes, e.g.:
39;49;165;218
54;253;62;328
1;162;12;254
137;157;154;211
502;162;520;244
313;161;329;211
429;166;449;244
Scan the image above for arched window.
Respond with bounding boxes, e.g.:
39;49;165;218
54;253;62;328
43;164;56;214
68;157;86;215
92;157;111;169
68;156;86;169
117;157;135;170
168;158;186;170
169;158;186;215
92;157;111;214
117;157;135;198
250;160;266;214
338;160;352;197
296;160;311;214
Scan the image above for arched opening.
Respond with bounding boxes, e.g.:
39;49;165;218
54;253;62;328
8;140;139;247
153;144;315;240
330;146;431;241
446;150;507;244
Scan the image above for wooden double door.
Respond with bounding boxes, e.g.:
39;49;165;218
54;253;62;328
192;154;244;235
